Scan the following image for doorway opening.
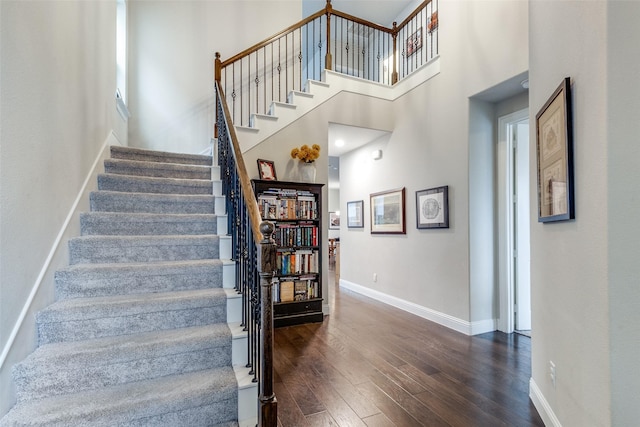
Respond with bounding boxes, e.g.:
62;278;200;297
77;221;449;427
498;109;531;334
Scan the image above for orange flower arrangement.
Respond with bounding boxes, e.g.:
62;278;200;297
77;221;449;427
290;144;320;163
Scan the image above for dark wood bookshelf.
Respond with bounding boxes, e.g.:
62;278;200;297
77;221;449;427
252;179;324;327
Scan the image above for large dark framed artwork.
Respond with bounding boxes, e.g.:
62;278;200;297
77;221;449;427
416;186;449;229
536;77;574;222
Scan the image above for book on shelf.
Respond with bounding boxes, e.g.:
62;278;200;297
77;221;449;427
273;276;319;302
275;222;319;247
257;188;318;221
280;281;295;302
276;249;319;275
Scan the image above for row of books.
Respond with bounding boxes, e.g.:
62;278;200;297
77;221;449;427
273;277;319;303
258;193;318;220
274;223;318;247
276;249;319;275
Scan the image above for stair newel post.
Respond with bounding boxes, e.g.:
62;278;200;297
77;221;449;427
258;221;278;426
325;0;333;71
391;22;399;85
214;53;222;138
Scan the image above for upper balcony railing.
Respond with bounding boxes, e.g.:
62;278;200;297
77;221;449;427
215;0;438;127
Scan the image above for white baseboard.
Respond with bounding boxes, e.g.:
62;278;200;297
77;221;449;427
530;378;562;427
339;279;496;336
0;132;120;372
470;318;498;335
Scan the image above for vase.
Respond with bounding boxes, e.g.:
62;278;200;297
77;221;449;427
299;161;316;183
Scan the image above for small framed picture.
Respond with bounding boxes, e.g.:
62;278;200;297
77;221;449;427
370;188;406;234
347;200;364;228
329;212;340;229
536;77;574;222
416;186;449;229
257;159;277;181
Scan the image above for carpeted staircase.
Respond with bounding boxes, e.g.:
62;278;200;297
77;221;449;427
0;146;241;427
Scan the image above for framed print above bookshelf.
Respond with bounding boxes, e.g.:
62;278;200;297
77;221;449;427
347;200;364;228
535;77;574;223
257;159;277;181
370;188;406;234
416;186;449;229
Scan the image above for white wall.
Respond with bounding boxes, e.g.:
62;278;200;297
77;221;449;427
337;0;527;328
607;4;640;425
127;1;302;154
528;1;617;425
468;98;497;326
0;0;126;415
328;188;340;239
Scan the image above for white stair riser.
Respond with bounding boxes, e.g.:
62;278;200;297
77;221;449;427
234;366;258;427
223;261;235;289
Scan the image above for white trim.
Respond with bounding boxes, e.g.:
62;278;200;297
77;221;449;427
470;318;498;335
0;132;121;371
497;108;529;333
530;378;563;427
339;279;496;336
239;57;441;153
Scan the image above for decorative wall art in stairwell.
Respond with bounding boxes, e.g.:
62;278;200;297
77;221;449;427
428;11;438;33
416;186;449;229
406;27;423;57
257;159;277;181
535;77;574;222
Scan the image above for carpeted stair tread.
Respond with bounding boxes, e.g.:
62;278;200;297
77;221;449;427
0;145;242;425
90;191;216;214
68;234;221;264
13;324;232;402
111;145;213;166
80;212;218;236
98;173;215;195
37;288;228;344
38;288;227;323
0;367;237;427
104;158;212;180
55;259;224;299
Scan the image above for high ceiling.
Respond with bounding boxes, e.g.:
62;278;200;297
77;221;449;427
303;0;418;189
303;0;416;27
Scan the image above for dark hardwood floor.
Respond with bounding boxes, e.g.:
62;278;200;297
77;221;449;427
273;268;544;427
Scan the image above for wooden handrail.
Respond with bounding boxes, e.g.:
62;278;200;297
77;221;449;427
215;0;435;89
397;0;433;30
215;0;429;74
329;8;394;34
215;82;264;243
219;9;327;68
218;0;409;70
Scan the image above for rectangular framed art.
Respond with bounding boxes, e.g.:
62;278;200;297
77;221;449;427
535;77;574;222
329;211;340;229
370;188;406;234
346;200;364;228
257;159;277;181
416;186;449;229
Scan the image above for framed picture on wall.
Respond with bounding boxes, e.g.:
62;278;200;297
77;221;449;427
370;188;406;234
535;77;574;222
416;186;449;229
257;159;277;181
347;200;364;228
329;212;340;229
